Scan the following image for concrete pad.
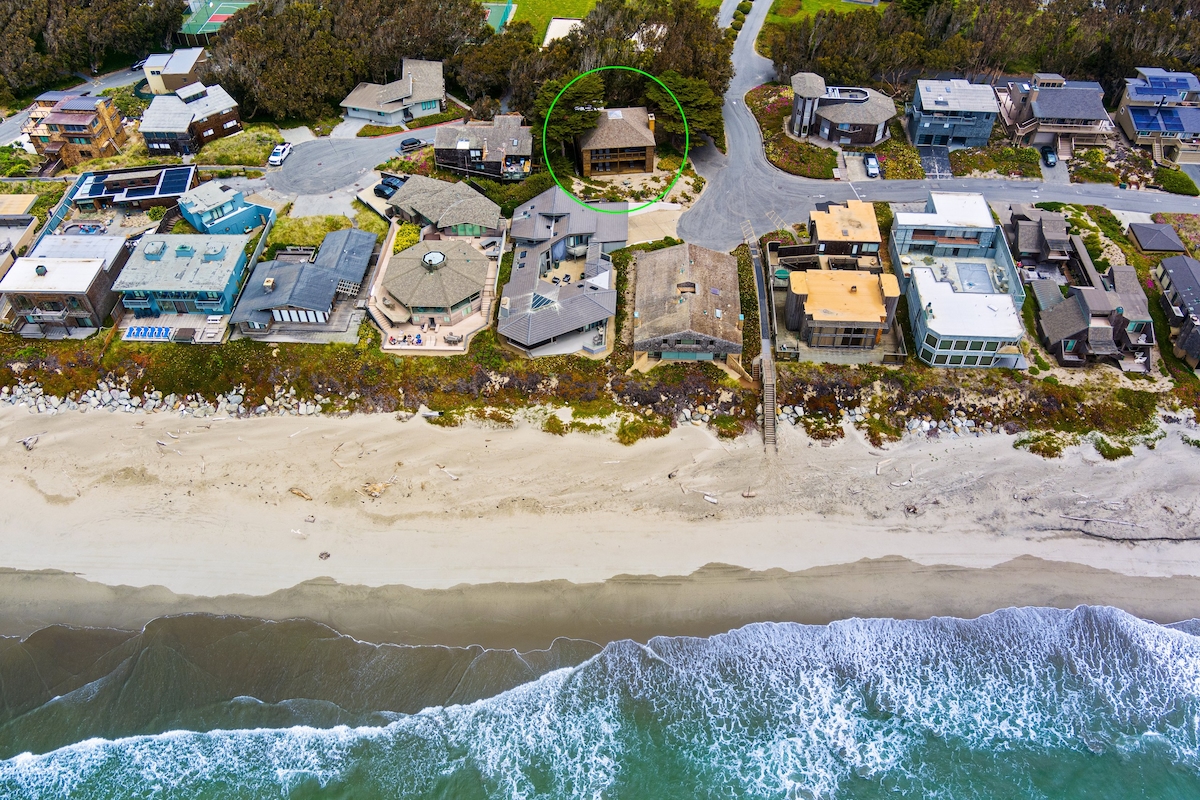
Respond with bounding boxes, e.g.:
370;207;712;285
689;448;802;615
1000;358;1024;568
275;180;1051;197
280;126;316;145
628;208;681;244
289;191;357;219
1041;159;1071;185
542;17;582;48
330;118;370;139
355;184;392;220
1109;209;1154;229
245;188;293;212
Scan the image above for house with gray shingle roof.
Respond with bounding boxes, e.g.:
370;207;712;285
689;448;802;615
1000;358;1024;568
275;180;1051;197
1007;203;1070;264
575;107;656;177
497;186;627;357
387;176;502;236
341;60;445;126
997;73;1115;153
231;228;376;335
1035;264;1154;369
787;72;895;146
379;239;490;328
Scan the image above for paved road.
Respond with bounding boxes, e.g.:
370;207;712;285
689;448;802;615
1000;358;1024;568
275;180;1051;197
266;128;443;195
0;68;144;146
677;5;1200;251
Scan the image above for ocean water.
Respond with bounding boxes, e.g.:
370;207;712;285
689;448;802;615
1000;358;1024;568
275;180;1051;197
1;606;1199;798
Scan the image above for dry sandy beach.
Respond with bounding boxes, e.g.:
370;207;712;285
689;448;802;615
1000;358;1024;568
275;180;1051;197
2;404;1200;648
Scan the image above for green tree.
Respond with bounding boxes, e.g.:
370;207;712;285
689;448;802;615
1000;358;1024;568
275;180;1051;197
453;21;538;100
535;72;605;155
644;70;723;147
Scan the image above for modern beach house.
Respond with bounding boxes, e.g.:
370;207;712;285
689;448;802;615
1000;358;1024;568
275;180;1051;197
906;79;999;148
177;181;275;236
497;186;627;357
892;192;1025;368
789;72;895;147
1115;68;1200;165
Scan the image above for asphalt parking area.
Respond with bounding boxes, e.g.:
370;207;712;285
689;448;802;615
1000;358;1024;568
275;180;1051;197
918;146;952;179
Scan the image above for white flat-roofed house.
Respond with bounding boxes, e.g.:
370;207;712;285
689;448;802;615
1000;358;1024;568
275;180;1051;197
907;267;1025;368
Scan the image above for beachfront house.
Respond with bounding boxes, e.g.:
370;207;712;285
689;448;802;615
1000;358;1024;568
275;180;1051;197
434;115;533;181
379;239;490;331
1033;265;1154;370
0;213;39;280
0;234;131;337
789;72;895;146
892;192;1025;368
178;181;275;236
1155;254;1200;327
113;233;251;318
906;79;999;148
497;186;627;357
575;107;656;177
784;270;900;349
231;228;374;335
632;243;745;374
340;60;446;126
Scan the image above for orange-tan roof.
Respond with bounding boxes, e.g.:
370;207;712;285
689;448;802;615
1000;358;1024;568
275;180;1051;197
789;270;899;323
810;200;882;245
0;195;38;215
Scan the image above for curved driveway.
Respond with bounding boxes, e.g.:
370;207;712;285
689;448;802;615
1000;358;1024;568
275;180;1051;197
678;4;1200;251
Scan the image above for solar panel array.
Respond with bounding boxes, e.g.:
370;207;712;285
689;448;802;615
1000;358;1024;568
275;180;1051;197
87;180;111;198
126;187;157;198
1147;75;1194;91
159;168;193;195
1130;106;1188;132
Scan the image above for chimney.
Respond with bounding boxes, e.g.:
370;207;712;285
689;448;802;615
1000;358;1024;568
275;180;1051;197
35;264;47;276
263;277;275;292
850;285;858;293
647;113;655;134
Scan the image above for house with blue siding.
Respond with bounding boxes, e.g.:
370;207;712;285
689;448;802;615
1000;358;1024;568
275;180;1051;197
891;192;1026;368
178;181;275;236
113;233;251;316
340;60;445;127
907;79;999;148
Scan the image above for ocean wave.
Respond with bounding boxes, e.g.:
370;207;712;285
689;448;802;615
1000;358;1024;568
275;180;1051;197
3;606;1200;798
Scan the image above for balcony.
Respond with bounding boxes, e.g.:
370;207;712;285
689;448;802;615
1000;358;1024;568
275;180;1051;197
21;307;70;322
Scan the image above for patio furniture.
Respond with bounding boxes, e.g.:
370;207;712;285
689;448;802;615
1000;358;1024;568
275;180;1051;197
563;274;571;284
444;333;464;345
552;277;560;285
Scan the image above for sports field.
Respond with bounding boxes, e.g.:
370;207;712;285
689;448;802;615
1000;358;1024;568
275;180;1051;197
510;0;596;42
180;0;256;36
482;0;515;30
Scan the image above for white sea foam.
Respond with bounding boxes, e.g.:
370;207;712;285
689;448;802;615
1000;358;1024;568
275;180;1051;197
3;607;1200;799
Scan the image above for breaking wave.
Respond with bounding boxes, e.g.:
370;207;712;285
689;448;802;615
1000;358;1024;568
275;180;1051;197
4;606;1200;798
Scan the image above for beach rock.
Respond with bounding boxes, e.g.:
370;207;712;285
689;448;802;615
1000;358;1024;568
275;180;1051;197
227;394;243;406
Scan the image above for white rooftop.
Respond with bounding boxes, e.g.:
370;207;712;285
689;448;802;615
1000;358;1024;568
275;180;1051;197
31;234;128;269
0;257;106;293
916;80;1000;113
911;267;1023;339
895;192;994;230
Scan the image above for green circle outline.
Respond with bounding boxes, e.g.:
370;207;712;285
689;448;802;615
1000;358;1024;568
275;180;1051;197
541;66;689;215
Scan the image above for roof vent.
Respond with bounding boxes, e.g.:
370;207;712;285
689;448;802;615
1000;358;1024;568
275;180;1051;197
264;277;275;292
677;281;696;294
422;250;446;270
175;243;194;258
144;240;166;259
203;243;226;261
35;264;47;276
850;285;858;292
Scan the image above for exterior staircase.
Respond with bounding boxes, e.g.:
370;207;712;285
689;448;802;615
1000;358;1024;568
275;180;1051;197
1056;136;1073;160
761;351;777;451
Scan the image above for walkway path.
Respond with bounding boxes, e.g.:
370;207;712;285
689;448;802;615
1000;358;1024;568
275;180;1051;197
677;5;1200;251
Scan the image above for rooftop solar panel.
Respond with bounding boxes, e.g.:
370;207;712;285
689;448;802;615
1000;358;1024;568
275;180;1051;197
88;181;110;197
126;187;157;198
158;168;192;195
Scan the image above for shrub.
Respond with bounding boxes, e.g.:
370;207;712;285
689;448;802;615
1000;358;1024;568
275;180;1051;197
733;10;746;21
1093;435;1133;460
731;18;743;29
737;0;753;11
146;206;166;221
392;222;421;254
1155;167;1200;196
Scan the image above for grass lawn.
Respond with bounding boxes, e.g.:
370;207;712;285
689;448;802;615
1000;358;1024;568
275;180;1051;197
950;145;1041;178
406;107;469;129
357;124;406;138
100;85;150;120
745;84;837;179
274;115;343;137
195;123;284;167
265;211;352;258
1152;213;1200;254
352;199;390;242
511;0;597;43
0;146;38;178
63;139;182;174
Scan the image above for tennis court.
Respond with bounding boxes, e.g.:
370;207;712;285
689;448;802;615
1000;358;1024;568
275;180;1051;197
482;0;515;31
180;0;256;36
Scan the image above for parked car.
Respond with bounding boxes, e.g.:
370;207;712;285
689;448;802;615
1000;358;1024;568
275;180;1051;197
131;59;148;71
1040;146;1058;168
863;153;880;179
374;175;404;199
267;143;293;166
398;138;424;154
